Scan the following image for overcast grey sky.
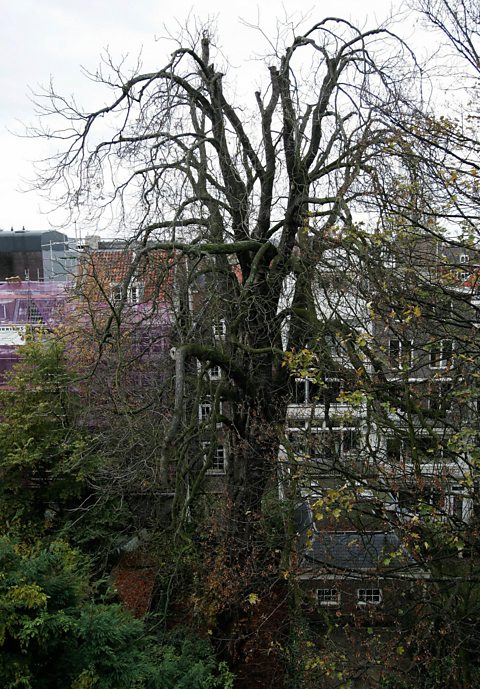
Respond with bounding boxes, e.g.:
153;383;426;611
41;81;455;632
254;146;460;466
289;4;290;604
0;0;423;233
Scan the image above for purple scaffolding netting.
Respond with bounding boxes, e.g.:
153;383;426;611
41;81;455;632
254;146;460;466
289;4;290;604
0;281;171;380
0;280;69;323
0;281;70;378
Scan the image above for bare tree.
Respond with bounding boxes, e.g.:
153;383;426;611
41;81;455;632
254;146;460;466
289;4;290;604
377;0;480;245
414;0;480;76
31;17;431;682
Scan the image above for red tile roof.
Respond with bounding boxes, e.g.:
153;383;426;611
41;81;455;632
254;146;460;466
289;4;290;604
77;248;174;303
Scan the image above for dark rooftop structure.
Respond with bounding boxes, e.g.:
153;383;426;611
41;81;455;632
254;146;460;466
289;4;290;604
294;502;417;575
0;229;76;282
302;531;416;572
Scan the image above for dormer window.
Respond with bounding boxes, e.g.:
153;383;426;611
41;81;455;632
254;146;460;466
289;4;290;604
111;282;142;305
129;283;140;304
111;285;123;304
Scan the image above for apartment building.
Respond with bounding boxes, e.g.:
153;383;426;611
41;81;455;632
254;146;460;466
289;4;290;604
285;236;480;618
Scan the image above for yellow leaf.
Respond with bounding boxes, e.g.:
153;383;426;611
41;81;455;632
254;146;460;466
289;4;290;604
248;593;260;605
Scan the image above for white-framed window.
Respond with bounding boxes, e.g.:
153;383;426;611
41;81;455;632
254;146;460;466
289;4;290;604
212;319;226;339
203;443;226;474
307;427;360;462
290;423;366;470
357;588;382;605
460;254;470;264
317;588;340;606
429;340;453;369
380;244;396;269
111;282;142;305
199;401;212;422
197;360;222;381
386;436;402;463
398;486;443;511
388;338;413;369
294;378;320;404
129;283;141;304
386;435;440;464
198;400;223;423
111;285;123;304
208;365;222;380
449;485;467;521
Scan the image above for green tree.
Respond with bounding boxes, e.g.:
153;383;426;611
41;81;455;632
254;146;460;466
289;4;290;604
0;336;98;538
0;536;153;689
0;536;234;689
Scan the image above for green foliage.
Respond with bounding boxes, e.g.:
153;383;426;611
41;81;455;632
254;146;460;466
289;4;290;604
0;337;99;537
0;536;151;689
148;635;234;689
0;537;234;689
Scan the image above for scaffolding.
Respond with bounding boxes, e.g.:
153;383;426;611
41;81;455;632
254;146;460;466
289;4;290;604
0;281;69;377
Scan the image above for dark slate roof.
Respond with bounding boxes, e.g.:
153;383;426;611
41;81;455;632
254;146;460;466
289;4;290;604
303;531;416;571
0;230;68;252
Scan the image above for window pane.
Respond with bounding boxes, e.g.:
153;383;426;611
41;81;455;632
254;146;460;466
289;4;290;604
295;380;307;404
318;588;339;605
199;402;211;422
357;588;382;604
323;380;342;404
387;437;401;462
209;366;221;380
389;339;400;366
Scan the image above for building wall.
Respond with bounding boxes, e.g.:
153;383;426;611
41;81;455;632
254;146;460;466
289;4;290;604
0;230;74;281
0;250;43;281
